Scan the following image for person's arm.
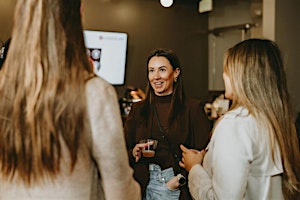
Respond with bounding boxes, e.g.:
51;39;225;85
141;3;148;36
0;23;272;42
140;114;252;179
86;78;141;200
188;118;252;200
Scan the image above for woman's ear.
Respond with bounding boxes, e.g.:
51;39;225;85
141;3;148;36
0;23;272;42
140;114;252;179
175;67;180;78
173;67;180;82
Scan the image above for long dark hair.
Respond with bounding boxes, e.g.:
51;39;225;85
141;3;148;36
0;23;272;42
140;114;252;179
139;48;185;125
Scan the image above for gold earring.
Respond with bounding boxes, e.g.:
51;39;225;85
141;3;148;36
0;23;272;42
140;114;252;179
174;77;178;82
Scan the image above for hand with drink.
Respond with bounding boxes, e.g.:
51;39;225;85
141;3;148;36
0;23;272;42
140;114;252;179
132;139;158;162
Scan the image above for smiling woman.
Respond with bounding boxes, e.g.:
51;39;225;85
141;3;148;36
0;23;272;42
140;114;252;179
124;48;212;200
148;56;180;96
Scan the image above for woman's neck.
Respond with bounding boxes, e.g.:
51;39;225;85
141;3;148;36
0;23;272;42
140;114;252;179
153;93;172;103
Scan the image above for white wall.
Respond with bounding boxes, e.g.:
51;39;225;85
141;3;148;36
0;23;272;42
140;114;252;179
208;0;261;91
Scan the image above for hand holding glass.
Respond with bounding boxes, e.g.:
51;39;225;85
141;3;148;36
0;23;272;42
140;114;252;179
139;139;158;157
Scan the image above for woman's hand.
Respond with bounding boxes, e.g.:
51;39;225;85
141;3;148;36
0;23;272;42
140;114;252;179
179;144;206;172
132;142;152;162
166;176;180;190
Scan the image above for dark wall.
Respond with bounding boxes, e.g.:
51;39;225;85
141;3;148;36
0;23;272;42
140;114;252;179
82;0;209;100
0;0;209;100
0;1;15;42
275;0;300;114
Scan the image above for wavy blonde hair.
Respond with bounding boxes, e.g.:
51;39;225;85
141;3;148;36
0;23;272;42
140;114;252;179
224;39;300;199
0;0;92;185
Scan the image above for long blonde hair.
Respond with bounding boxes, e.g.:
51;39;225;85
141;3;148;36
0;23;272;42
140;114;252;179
0;0;92;185
224;39;300;199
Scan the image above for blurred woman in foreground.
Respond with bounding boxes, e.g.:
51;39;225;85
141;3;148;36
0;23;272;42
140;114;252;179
0;0;140;199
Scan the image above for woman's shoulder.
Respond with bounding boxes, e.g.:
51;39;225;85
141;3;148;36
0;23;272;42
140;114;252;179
85;76;113;93
218;107;255;128
184;97;205;112
213;107;283;175
85;76;118;107
184;97;203;106
224;106;251;118
129;100;145;116
213;106;258;142
211;107;257;153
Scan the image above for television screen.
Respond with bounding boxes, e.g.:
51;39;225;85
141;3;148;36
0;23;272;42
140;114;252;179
83;30;128;85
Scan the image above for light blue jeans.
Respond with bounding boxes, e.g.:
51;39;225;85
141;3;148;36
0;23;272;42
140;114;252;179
144;164;180;200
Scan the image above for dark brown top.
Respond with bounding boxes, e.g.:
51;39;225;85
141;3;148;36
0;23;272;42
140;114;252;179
124;94;212;199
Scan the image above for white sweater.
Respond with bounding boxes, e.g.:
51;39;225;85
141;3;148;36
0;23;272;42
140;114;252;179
188;106;283;200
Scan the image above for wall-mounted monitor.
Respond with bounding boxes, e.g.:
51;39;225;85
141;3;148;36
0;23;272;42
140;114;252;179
83;30;128;85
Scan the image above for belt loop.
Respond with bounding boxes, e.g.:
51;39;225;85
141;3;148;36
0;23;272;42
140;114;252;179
149;164;154;171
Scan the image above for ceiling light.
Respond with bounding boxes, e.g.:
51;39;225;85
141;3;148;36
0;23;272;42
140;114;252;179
160;0;173;8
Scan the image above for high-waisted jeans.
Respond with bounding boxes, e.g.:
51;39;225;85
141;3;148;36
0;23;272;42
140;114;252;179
144;164;180;200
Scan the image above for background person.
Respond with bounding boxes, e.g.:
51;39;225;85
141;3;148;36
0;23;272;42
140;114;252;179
0;38;11;69
180;39;300;200
124;48;212;200
0;0;140;199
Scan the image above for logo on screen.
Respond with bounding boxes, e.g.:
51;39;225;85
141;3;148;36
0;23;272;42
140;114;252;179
87;48;102;72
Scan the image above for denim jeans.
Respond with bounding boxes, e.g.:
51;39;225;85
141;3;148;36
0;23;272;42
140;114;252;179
144;164;180;200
